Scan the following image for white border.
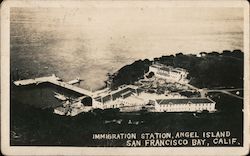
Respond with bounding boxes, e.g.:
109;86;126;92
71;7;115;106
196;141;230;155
1;0;249;155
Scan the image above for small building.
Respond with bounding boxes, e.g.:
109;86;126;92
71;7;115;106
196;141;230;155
149;63;189;83
154;98;216;112
54;106;70;115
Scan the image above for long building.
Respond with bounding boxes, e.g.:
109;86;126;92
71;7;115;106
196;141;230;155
153;98;216;112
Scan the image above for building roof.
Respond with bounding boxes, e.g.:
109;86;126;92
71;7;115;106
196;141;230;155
175;68;187;72
93;86;138;103
54;107;67;112
94;96;102;102
111;87;137;101
160;66;171;72
102;94;111;103
151;64;164;68
156;98;215;105
151;63;187;73
121;90;133;97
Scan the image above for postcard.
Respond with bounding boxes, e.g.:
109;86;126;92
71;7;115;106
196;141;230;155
1;0;249;155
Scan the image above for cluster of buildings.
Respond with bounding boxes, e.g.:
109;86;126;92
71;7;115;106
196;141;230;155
90;84;215;113
53;95;93;116
92;62;215;113
68;83;215;114
92;85;145;110
13;63;216;116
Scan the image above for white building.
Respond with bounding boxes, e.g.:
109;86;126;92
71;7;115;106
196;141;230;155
149;63;189;83
92;85;146;110
154;98;216;112
54;99;93;116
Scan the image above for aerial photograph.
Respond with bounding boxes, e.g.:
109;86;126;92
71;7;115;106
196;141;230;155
10;5;244;147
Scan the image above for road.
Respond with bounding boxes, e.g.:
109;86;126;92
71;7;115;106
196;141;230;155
183;83;243;99
206;89;243;99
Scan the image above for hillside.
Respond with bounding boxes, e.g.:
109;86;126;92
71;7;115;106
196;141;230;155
110;50;243;89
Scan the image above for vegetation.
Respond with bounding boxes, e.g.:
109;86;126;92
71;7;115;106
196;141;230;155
10;50;244;146
110;50;243;89
110;59;152;89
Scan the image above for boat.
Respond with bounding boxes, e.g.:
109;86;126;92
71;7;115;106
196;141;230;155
54;92;68;101
67;78;82;85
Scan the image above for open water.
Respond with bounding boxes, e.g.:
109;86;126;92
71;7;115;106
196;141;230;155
10;8;243;90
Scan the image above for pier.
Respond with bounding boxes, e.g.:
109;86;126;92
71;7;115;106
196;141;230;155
14;74;93;97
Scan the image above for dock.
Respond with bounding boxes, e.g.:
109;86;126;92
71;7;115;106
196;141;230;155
13;75;61;86
13;74;93;97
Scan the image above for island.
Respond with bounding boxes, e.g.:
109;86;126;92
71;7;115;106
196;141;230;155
10;50;244;146
12;50;243;116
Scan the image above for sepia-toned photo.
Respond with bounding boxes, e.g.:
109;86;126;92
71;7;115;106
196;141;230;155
1;0;249;155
